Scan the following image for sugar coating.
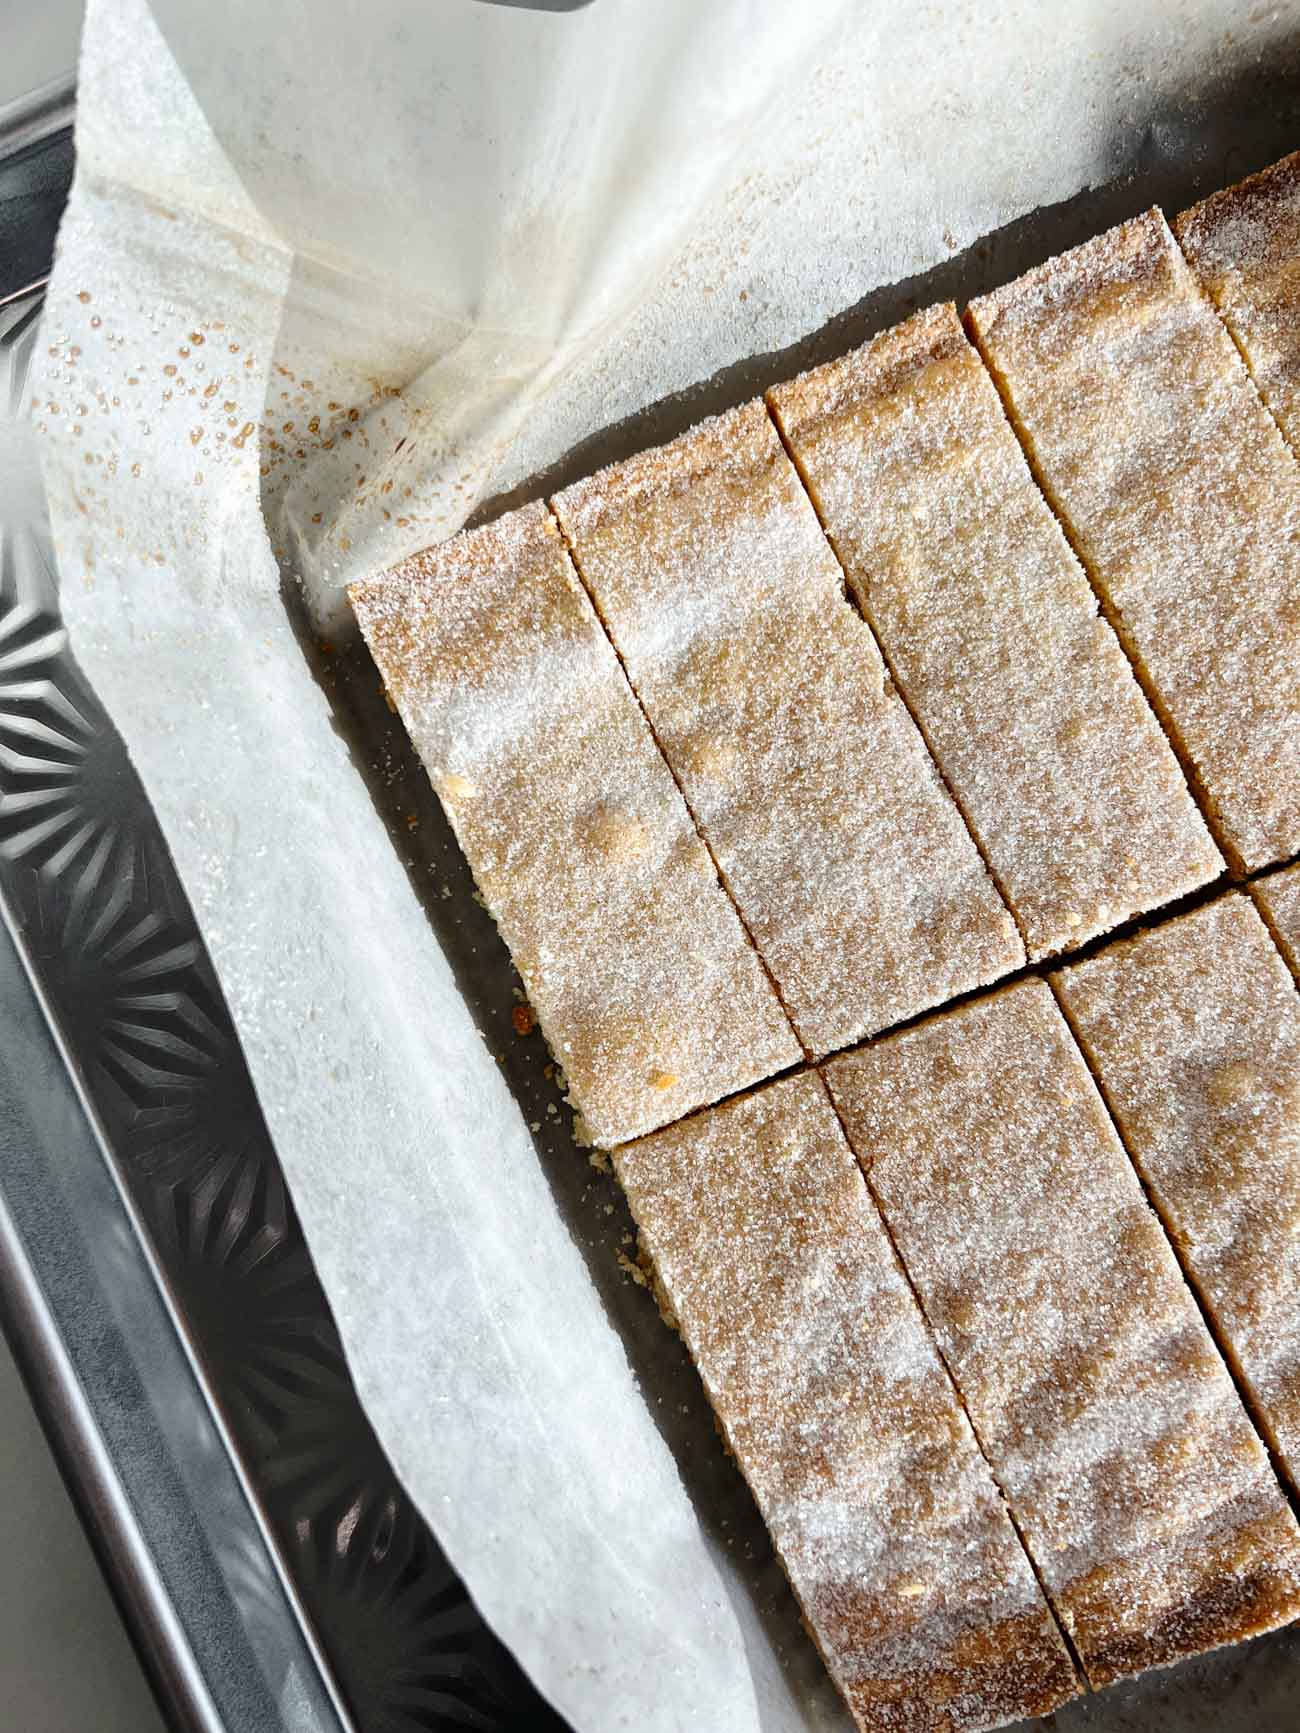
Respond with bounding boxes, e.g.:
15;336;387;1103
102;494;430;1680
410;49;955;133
1175;152;1300;453
348;503;800;1147
553;401;1022;1057
968;209;1300;874
769;303;1221;959
1252;861;1300;983
824;979;1300;1688
1056;894;1300;1496
614;1072;1078;1733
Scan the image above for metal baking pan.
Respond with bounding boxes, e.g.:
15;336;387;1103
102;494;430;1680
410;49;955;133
0;81;565;1733
9;50;1300;1733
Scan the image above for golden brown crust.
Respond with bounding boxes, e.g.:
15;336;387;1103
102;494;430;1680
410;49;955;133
614;1073;1078;1732
1175;151;1300;451
770;304;1220;959
1056;893;1300;1495
551;394;778;534
968;209;1300;874
825;980;1300;1688
968;209;1173;354
770;302;971;438
349;502;800;1146
554;400;1022;1057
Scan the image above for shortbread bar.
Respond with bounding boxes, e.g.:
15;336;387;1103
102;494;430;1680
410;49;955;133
969;210;1300;874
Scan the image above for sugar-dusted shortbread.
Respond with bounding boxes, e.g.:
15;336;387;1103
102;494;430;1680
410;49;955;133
770;302;1220;957
615;1071;1079;1733
350;503;800;1146
969;210;1300;874
1057;893;1300;1494
826;980;1300;1686
554;401;1022;1057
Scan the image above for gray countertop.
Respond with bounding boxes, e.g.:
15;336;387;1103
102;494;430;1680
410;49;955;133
0;1333;164;1731
0;0;82;107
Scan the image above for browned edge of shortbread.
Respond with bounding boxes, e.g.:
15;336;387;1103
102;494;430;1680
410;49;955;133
967;207;1173;345
1073;1523;1300;1688
1174;152;1300;460
552;397;777;543
768;300;970;447
347;498;558;698
1175;149;1300;250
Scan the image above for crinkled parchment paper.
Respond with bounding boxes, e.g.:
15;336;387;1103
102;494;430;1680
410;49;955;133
34;0;1300;1726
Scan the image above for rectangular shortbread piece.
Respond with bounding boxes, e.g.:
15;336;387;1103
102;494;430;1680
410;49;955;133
1175;152;1300;451
825;979;1300;1687
968;209;1300;874
553;401;1023;1057
1056;894;1300;1493
614;1071;1078;1733
349;503;800;1147
769;303;1221;958
1252;861;1300;982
